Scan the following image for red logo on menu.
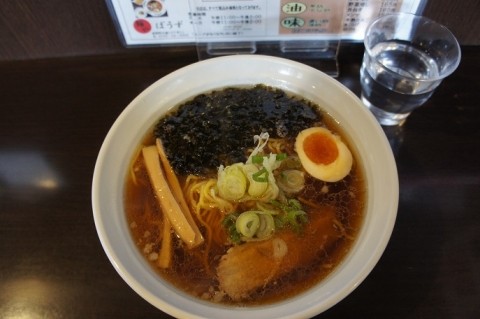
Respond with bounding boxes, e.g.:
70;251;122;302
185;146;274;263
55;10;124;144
133;19;152;33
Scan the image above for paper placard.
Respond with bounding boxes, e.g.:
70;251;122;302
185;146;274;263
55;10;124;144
107;0;425;46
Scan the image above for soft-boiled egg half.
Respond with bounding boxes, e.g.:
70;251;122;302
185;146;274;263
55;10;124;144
295;127;353;182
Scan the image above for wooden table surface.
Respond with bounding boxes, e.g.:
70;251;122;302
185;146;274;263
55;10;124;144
0;45;479;318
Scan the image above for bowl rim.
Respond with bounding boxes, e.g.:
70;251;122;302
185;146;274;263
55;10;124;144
92;54;398;319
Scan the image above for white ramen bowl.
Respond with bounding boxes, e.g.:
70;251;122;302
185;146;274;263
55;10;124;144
92;55;398;319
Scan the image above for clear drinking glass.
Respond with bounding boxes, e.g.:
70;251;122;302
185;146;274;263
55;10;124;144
360;13;461;126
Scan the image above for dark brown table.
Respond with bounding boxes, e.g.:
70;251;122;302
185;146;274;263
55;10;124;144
1;44;479;318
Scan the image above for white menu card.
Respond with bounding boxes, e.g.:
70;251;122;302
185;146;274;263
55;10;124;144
107;0;426;46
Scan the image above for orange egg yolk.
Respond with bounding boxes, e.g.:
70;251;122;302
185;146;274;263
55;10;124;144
303;132;338;165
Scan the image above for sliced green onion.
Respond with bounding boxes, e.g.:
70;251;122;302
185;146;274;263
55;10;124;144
252;167;269;183
270;199;308;233
276;153;287;161
256;213;275;239
251;155;264;164
222;213;241;244
243;164;268;197
277;169;305;193
236;211;260;238
217;163;247;200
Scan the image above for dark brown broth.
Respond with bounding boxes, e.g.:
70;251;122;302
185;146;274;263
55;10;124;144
124;85;366;306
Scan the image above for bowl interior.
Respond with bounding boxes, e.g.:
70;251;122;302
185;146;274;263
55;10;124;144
92;55;398;319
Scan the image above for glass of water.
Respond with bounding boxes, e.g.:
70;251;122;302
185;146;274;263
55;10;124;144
360;13;461;126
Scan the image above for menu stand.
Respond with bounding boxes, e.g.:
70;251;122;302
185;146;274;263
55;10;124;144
195;40;340;77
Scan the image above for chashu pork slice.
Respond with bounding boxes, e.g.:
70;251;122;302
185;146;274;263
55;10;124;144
217;207;342;301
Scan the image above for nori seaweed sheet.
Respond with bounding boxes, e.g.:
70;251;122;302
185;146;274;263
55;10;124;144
154;85;323;175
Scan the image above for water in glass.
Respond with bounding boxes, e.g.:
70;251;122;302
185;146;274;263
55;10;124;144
360;41;440;124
